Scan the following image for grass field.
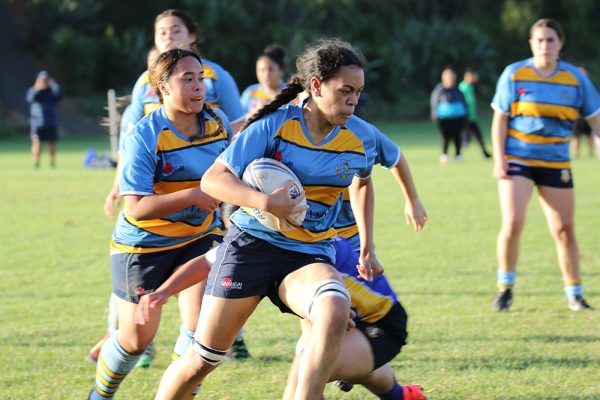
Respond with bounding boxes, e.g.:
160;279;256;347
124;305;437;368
1;121;599;399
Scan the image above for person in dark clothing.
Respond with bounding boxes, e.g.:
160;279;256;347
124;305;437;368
26;71;63;168
430;67;468;164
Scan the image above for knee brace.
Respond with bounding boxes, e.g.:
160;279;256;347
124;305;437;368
304;279;350;321
191;336;229;366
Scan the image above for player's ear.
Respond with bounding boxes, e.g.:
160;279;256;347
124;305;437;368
157;80;169;96
310;76;322;97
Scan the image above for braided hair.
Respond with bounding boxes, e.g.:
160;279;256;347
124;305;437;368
242;38;366;131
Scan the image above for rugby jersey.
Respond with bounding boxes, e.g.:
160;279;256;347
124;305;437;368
492;58;600;169
221;103;377;261
430;83;468;120
124;58;244;137
240;82;286;114
111;106;231;254
333;237;398;324
335;128;401;252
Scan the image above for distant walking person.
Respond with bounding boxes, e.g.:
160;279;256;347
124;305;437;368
490;18;600;312
459;68;492;158
26;70;63;168
430;67;468;164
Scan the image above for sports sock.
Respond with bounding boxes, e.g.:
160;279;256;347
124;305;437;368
377;382;404;400
172;325;195;360
563;279;582;300
90;332;141;399
497;270;516;290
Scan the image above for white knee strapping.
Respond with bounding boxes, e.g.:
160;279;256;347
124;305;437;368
191;336;229;366
304;279;351;321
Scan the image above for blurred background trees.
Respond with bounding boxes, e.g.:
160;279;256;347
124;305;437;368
6;0;600;120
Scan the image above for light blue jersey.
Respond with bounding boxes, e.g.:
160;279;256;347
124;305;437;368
111;106;231;253
335;128;401;252
220;103;377;261
491;58;600;168
240;82;286;114
124;58;244;138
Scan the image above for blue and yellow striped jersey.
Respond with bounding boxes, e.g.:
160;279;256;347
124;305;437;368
111;106;231;254
492;58;600;169
221;103;377;261
333;237;398;324
123;58;244;137
240;82;286;114
335;128;400;252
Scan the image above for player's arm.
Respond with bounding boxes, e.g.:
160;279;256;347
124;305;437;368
135;252;213;325
390;154;427;231
124;188;220;221
491;110;510;179
586;113;600;139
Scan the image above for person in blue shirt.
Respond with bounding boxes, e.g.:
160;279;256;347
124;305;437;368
26;70;63;168
153;38;380;400
430;66;468;164
490;18;600;312
88;48;231;400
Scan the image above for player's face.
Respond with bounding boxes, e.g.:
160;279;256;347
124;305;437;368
314;65;364;126
256;57;283;90
529;26;562;68
162;56;206;114
154;16;196;53
441;69;456;87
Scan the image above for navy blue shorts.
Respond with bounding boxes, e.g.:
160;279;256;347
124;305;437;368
111;235;222;303
32;125;59;142
205;225;333;314
355;302;408;370
507;162;573;189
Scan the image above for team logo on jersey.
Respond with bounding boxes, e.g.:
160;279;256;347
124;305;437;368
365;326;383;338
517;87;530;97
560;169;571;183
560;90;573;102
221;277;243;290
163;162;184;176
336;160;351;179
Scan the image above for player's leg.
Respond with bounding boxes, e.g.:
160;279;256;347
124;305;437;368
48;141;57;167
31;133;41;168
279;263;351;400
283;320;311;400
493;174;535;311
469;121;491;158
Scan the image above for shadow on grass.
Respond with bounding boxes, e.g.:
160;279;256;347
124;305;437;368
523;335;599;343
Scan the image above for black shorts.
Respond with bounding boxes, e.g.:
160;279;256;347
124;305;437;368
355;302;408;370
32;125;59;142
205;225;333;314
507;162;573;189
111;235;222;303
574;119;591;137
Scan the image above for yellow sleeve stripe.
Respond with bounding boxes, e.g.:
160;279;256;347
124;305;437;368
505;155;571;169
304;185;345;207
156;123;227;152
110;228;222;254
98;354;127;380
511;101;579;121
140;71;150;84
512;67;579;86
143;103;161;116
125;213;216;238
153;180;200;195
277;120;365;154
508;129;570;144
336;225;358;239
343;276;394;323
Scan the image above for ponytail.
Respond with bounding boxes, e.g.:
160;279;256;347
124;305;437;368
241;76;304;131
202;103;226;138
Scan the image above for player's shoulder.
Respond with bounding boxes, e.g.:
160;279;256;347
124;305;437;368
242;83;262;96
503;59;531;78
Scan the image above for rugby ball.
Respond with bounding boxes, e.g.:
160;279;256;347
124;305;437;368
241;158;307;232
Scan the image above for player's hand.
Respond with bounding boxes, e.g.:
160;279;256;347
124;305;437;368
357;250;384;281
266;180;307;230
135;291;168;325
104;188;121;218
347;308;356;331
493;159;509;180
192;187;221;212
405;198;427;232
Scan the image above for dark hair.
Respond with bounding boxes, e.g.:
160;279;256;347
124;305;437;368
149;48;224;137
530;18;565;43
259;44;286;71
243;38;365;131
154;9;200;48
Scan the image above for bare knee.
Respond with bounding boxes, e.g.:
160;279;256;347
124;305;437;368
500;216;525;238
118;335;153;355
551;221;576;244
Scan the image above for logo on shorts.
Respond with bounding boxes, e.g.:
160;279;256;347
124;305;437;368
365;326;383;338
221;277;243;290
560;169;571;183
135;287;154;296
508;165;521;172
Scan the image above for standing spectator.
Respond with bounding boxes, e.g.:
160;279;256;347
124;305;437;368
430;67;468;164
26;70;63;168
459;68;492;158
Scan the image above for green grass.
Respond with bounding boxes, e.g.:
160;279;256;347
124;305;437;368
1;123;599;399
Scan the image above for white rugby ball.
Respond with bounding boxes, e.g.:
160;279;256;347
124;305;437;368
241;158;307;232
